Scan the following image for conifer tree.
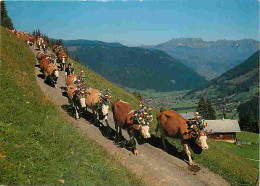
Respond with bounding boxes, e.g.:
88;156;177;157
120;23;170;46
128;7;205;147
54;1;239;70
197;96;206;117
206;98;216;119
1;0;14;29
197;96;216;119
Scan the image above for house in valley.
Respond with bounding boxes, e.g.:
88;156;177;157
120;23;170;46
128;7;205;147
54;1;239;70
180;113;241;143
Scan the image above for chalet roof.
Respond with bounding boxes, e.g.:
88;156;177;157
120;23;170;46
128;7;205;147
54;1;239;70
180;113;241;133
204;119;241;133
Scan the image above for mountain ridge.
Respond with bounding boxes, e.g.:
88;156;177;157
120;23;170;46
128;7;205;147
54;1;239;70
187;50;259;100
144;38;259;80
63;39;207;92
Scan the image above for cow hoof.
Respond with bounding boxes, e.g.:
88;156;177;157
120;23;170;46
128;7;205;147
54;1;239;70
134;150;138;156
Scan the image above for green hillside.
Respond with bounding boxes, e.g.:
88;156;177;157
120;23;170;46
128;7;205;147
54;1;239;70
64;40;207;92
187;50;259;101
0;26;142;185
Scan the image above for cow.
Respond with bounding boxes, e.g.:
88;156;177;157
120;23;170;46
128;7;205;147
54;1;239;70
112;100;151;156
67;85;87;120
85;88;109;124
28;36;35;46
155;110;209;166
36;37;44;50
54;48;60;56
52;44;57;52
46;63;59;88
58;51;68;71
65;71;85;87
42;41;48;53
36;52;46;61
40;58;50;76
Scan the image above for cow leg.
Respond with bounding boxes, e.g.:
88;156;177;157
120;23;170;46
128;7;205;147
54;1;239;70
104;114;109;127
114;123;123;144
74;104;79;120
159;124;167;151
114;123;119;144
183;143;194;166
128;131;138;156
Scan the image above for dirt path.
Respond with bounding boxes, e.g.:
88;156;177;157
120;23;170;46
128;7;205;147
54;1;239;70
32;46;229;186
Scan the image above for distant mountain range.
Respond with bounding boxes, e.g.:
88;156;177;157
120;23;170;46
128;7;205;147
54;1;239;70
144;38;259;80
63;39;207;92
186;50;259;100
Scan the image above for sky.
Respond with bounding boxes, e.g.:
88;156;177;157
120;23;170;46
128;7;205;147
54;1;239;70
5;0;259;46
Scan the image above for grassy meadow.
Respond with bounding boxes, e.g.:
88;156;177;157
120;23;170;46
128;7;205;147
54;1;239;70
0;26;142;185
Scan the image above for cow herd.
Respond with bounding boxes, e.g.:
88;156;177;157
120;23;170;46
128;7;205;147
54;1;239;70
7;28;209;166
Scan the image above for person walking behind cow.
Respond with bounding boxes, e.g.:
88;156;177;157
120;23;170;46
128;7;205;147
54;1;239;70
65;63;74;80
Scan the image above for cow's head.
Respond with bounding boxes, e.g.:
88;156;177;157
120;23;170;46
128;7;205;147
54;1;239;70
97;101;109;121
194;132;209;150
138;125;151;139
74;87;86;108
127;114;151;139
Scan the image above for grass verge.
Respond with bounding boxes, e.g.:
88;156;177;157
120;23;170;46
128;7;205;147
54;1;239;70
0;26;142;185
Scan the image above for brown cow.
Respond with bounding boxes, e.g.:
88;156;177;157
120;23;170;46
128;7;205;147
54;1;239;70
36;37;44;49
54;48;60;55
36;52;45;61
40;58;50;76
85;88;109;123
28;36;35;46
42;41;48;53
67;85;86;120
112;100;151;155
52;44;57;52
156;110;208;165
58;51;68;71
66;74;77;86
65;71;85;86
45;63;59;88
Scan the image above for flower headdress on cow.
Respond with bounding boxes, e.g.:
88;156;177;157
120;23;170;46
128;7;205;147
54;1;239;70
100;88;111;105
131;100;153;126
75;70;85;84
188;112;208;137
75;83;87;99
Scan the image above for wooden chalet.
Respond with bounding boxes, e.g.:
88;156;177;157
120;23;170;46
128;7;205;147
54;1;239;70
180;113;241;143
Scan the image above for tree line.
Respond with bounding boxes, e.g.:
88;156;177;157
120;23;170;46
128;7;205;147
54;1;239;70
1;0;14;30
237;96;259;133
